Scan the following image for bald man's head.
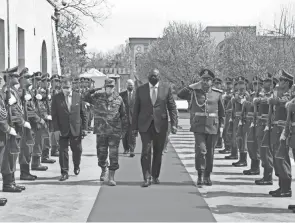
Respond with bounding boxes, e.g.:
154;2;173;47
126;79;134;91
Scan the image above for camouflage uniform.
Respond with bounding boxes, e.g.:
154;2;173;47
84;78;128;186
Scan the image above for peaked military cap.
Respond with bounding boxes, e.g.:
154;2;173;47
104;78;115;87
33;72;42;80
80;77;86;81
199;69;215;79
2;66;19;78
41;73;50;81
237;76;246;83
19;67;32;79
225;77;233;83
213;77;222;84
279;69;293;82
50;74;60;81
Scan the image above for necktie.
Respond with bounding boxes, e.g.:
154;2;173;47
65;94;71;110
151;87;157;105
128;92;131;104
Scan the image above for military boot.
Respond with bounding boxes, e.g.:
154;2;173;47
219;147;231;154
203;171;212;186
197;171;204;186
31;156;48;171
243;160;260;175
51;146;59;157
255;168;273;185
272;179;292;197
100;167;108;181
0;197;7;206
11;173;26;191
20;164;37;181
224;154;238;160
232;152;247;167
108;170;116;186
269;178;282;195
2;174;22;193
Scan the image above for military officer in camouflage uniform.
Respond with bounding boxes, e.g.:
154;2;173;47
178;69;225;186
84;78;128;186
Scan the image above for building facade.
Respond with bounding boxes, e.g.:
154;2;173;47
0;0;60;76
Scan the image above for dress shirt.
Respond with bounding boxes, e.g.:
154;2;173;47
149;82;159;101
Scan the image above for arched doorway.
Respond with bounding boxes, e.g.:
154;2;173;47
40;40;47;73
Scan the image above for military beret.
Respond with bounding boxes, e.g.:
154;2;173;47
279;69;293;82
213;77;222;84
104;78;115;87
199;69;215;79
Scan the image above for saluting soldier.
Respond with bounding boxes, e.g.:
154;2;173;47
84;78;128;186
31;72;48;171
261;70;292;197
213;77;223;149
242;76;263;175
0;72;17;204
1;66;29;192
219;77;234;154
178;69;225;186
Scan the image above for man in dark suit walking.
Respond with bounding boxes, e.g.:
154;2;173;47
120;79;136;157
51;77;87;181
132;68;178;187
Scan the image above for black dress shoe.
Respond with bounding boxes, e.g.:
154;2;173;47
41;158;56;164
74;167;80;175
269;188;281;195
225;155;238;160
243;169;260;175
14;184;26;191
232;160;247;167
51;152;59;157
272;190;292;197
152;178;160;184
20;173;36;181
31;165;48;171
59;174;69;181
141;179;151;187
0;198;7;206
197;176;203;186
2;185;22;193
204;177;212;186
255;178;273;185
130;153;135;157
288;205;295;210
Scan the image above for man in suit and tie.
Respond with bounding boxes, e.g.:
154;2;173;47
119;79;136;157
51;77;87;181
132;68;178;187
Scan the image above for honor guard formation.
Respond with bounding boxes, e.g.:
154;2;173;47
0;66;295;214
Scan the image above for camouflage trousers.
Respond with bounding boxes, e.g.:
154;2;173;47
96;134;120;171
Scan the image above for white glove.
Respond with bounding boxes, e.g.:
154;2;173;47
280;133;286;141
253;97;259;104
238;120;242;126
85;102;90;106
240;98;246;104
36;94;42;100
220;127;223;136
250;122;254;128
47;94;51;100
8;95;17;105
46;115;52;120
264;126;269;131
24;94;32;101
23;121;31;129
229;118;232;122
8;127;17;136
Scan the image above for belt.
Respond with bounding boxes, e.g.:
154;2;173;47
236;112;242;116
194;112;218;117
273;120;286;126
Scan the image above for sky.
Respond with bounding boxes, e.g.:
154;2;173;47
82;0;295;53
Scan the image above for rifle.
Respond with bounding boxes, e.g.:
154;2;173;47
3;67;20;154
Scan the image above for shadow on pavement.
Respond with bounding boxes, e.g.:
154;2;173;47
211;205;291;214
212;172;244;176
225;177;278;182
115;180;195;187
214;164;236;167
196;191;269;198
17;179;101;186
211;180;257;186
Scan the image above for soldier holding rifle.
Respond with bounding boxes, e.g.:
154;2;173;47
1;66;30;192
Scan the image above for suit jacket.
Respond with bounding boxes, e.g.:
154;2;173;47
132;82;177;133
119;90;135;124
51;91;87;137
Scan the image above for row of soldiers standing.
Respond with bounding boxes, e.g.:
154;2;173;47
0;67;95;206
216;70;295;206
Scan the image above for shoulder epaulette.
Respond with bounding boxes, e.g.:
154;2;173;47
212;87;223;93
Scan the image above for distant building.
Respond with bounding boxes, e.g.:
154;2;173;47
0;0;61;77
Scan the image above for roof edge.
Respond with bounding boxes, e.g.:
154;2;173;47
46;0;57;8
